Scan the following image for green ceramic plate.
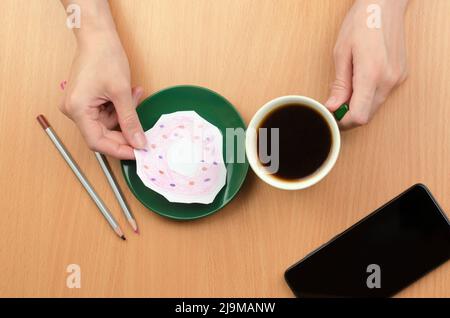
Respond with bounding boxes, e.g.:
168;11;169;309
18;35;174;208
121;85;249;220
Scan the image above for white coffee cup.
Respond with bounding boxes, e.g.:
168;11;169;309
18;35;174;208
245;95;342;190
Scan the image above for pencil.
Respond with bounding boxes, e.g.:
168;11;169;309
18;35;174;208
36;114;126;241
94;152;139;234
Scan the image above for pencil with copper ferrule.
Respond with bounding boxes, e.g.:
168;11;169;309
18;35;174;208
36;114;126;241
94;152;139;234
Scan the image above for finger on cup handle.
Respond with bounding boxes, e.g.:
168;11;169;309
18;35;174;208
338;81;377;129
325;95;351;126
325;46;353;112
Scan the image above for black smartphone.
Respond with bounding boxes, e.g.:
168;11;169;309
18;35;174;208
284;184;450;298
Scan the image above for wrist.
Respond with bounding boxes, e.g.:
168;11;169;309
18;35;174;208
76;26;122;52
64;1;119;47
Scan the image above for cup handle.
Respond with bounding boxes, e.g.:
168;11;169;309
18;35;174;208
333;103;349;121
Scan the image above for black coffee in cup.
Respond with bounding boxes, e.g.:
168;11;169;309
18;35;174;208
257;104;332;181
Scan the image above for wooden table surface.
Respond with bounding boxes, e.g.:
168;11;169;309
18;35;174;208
0;0;449;297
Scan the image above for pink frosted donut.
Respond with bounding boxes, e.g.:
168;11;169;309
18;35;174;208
134;111;227;204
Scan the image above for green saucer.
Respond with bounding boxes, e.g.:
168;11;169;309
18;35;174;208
121;85;249;220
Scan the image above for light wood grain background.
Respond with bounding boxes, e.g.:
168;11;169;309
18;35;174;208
0;0;449;297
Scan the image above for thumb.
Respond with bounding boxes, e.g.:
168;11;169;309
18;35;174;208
113;86;146;149
325;48;353;111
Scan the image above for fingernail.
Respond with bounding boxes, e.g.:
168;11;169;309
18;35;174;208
325;96;337;107
134;132;147;149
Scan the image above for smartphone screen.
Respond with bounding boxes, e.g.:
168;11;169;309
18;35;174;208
284;184;450;297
